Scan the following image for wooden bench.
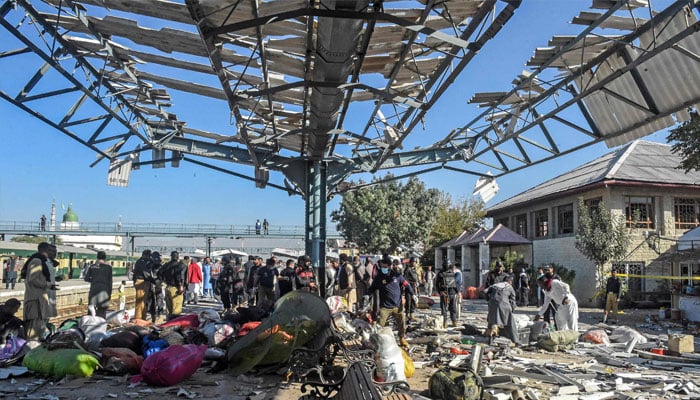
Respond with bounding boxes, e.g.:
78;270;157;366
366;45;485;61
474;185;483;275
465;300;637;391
299;361;382;400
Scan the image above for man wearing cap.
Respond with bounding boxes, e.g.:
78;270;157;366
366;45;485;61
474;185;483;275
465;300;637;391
84;251;113;318
367;255;416;348
436;262;460;328
295;255;317;293
23;242;58;340
161;251;187;320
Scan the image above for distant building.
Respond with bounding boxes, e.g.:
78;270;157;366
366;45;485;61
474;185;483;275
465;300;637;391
481;140;700;306
58;205;122;251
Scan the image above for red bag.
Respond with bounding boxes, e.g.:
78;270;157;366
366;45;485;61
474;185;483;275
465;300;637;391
138;344;206;386
158;314;200;330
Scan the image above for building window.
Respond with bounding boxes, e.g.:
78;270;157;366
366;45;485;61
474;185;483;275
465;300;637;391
625;196;655;229
557;204;574;234
584;197;602;215
494;217;508;228
514;214;527;238
533;209;548;237
674;198;700;229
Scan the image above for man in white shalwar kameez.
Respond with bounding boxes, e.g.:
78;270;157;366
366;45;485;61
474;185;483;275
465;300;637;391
535;274;578;331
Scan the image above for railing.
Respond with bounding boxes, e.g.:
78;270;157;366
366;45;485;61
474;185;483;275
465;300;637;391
0;220;341;238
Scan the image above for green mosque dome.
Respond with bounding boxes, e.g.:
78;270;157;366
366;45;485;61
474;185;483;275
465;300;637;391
62;205;79;223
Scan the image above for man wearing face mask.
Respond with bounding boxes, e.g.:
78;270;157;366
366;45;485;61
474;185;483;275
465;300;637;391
366;255;416;348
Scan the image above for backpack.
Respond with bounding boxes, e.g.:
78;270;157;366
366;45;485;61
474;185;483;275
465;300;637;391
428;367;483;400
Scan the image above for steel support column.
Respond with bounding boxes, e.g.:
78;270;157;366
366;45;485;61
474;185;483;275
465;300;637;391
305;160;327;297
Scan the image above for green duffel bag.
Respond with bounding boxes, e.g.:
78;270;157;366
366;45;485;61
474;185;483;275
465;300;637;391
537;329;580;352
428;367;482;400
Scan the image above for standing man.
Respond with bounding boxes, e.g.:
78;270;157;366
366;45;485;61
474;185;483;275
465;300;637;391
161;251;187;320
209;258;221;298
517;268;530;306
132;250;152;321
278;259;296;298
187;258;203;305
255;258;278;310
40;214;46;231
453;263;463;322
84;251;113;318
424;266;436;296
23;242;58;341
366;255;415;348
201;257;213;298
294;255;317;294
325;257;338;298
244;256;261;305
217;256;246;313
353;256;369;301
536;267;545;306
603;269;622;324
262;219;269;235
336;254;357;311
255;220;261;235
4;253;17;290
403;257;421;321
436;263;460;328
148;252;164;322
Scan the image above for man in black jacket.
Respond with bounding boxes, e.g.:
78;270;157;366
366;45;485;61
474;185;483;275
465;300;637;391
132;250;152;321
367;255;415;348
160;251;187;320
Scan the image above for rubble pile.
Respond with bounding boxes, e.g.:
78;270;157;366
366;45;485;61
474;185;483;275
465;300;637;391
0;295;697;400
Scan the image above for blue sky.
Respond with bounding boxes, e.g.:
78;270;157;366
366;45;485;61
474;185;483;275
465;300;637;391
0;1;676;228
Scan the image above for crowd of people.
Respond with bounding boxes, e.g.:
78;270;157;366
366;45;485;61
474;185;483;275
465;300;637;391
1;241;594;349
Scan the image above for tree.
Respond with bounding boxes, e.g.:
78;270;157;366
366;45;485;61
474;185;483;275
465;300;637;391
575;198;630;300
11;235;62;245
331;175;440;254
667;108;700;172
425;194;486;260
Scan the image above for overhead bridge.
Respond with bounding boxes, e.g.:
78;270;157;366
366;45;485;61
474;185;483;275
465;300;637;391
0;221;342;240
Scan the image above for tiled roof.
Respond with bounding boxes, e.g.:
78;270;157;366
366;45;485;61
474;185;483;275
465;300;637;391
487;140;699;213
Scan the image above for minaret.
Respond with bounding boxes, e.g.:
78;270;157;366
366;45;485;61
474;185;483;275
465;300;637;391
50;199;57;231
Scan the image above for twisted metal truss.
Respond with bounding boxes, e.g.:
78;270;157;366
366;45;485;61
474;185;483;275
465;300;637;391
1;0;699;198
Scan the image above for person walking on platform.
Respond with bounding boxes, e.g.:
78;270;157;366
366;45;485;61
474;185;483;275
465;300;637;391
132;250;152;321
22;242;58;341
161;251;187;320
84;251;113;318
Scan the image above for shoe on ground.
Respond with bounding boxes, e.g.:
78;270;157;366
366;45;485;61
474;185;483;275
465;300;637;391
399;338;409;348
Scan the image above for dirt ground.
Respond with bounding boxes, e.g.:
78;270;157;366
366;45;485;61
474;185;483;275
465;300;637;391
0;300;689;400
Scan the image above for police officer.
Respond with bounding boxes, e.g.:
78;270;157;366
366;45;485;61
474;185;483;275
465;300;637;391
160;251;187;320
436;262;460;328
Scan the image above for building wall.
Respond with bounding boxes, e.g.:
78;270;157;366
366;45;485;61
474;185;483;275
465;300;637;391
487;184;698;306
